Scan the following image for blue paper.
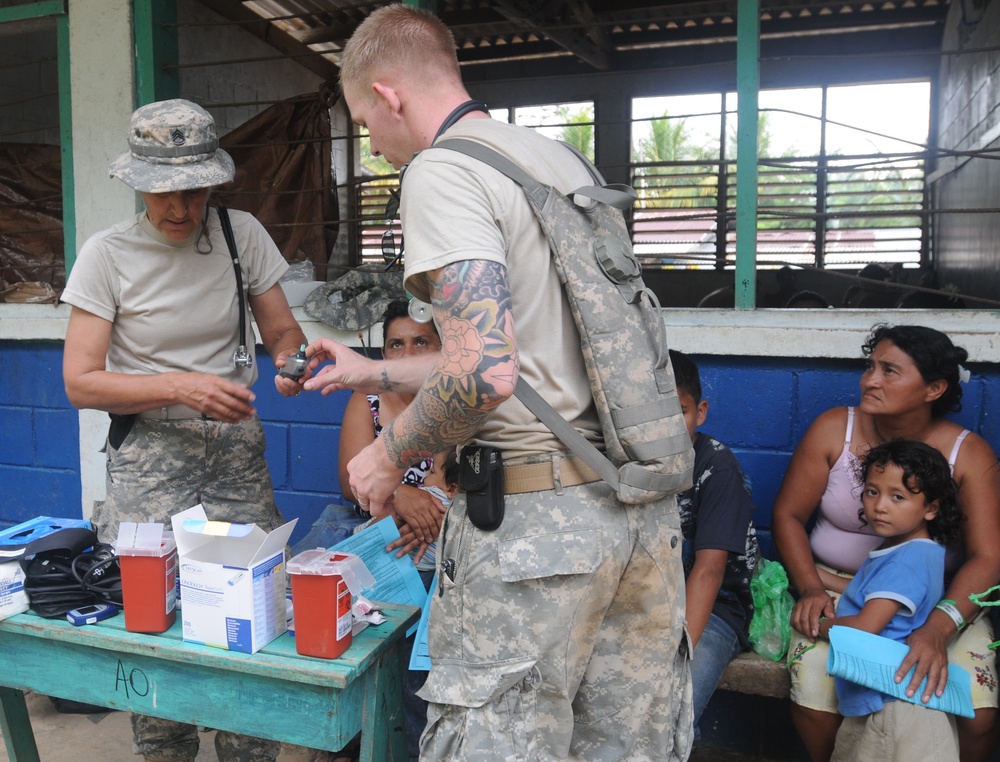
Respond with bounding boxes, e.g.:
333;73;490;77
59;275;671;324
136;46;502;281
327;518;428;636
828;625;975;718
408;574;435;671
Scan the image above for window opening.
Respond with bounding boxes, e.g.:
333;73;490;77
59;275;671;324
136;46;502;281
356;101;593;268
0;14;63;299
632;83;930;279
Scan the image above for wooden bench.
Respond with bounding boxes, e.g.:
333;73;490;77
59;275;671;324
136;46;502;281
717;650;791;699
0;603;419;762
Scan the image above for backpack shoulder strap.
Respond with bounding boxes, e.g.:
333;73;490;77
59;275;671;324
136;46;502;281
433;138;637;210
431;137;628;493
514;377;620;491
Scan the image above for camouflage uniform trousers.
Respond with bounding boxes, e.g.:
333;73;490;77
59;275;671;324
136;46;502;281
131;715;280;762
94;416;287;762
417;481;693;761
92;416;284;543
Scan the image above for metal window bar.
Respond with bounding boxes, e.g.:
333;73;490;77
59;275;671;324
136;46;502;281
633;147;928;271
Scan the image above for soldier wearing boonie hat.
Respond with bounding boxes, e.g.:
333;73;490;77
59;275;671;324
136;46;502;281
108;99;235;193
61;98;315;762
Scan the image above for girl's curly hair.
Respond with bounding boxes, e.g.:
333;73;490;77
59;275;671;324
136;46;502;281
858;439;963;547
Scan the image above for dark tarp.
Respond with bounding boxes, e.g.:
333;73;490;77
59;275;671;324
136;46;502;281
0;142;64;296
0;87;338;299
214;87;339;280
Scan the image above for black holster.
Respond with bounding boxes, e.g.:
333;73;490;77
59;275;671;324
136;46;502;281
108;413;137;450
459;446;505;531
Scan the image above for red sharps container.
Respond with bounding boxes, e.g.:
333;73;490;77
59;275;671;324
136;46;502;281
287;549;373;659
115;522;177;633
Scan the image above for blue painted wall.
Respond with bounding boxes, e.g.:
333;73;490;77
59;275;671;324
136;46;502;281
0;341;352;549
253;352;353;547
5;340;1000;555
0;341;82;527
696;355;1000;561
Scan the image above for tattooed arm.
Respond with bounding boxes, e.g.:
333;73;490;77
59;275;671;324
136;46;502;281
346;259;518;516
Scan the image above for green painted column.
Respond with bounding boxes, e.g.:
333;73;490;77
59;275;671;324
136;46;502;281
57;13;76;273
133;0;179;105
0;1;63;23
734;0;760;310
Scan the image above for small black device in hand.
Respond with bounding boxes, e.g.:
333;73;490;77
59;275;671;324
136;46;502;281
279;344;309;379
459;445;505;531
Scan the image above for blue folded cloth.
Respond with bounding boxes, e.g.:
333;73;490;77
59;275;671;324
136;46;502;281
828;625;975;718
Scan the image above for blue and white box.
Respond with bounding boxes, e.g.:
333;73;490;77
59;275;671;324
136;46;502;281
170;505;296;654
0;563;27;621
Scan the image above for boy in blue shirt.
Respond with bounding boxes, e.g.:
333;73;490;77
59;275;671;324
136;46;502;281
669;350;759;737
818;439;964;761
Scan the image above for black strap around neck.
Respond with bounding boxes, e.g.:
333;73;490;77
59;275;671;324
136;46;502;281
218;207;250;363
433;100;489;143
382;100;490;263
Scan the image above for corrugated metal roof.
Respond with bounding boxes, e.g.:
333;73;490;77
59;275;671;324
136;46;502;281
199;0;951;81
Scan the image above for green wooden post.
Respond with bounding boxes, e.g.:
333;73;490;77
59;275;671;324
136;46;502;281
0;688;40;762
0;2;64;23
734;0;760;310
133;0;179;105
57;12;76;274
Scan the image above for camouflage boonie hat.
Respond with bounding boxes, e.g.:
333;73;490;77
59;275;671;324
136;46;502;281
108;99;235;193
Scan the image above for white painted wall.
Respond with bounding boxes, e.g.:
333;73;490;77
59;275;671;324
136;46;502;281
66;0;138;519
177;0;324;134
67;0;138;249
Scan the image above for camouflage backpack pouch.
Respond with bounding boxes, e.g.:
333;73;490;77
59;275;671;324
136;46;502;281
434;139;694;503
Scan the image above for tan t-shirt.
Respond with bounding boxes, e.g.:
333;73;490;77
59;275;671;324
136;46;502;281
401;118;602;459
62;208;287;388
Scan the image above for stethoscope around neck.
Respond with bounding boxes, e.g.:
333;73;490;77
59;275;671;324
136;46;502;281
217;206;253;369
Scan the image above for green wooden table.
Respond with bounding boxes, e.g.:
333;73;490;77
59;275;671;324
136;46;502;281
0;603;419;762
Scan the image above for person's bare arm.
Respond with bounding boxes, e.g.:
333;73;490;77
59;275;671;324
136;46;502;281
772;407;847;637
817;567;852;595
338;390;377;506
347;260;518;515
63;306;256;423
896;433;1000;702
304;340;440;397
818;597;902;639
685;549;728;647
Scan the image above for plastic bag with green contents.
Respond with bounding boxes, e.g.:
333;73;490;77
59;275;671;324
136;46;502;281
748;557;794;661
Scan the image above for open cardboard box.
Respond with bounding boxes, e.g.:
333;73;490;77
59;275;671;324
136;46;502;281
171;505;296;654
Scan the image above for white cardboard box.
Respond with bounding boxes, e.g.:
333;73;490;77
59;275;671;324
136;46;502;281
171;505;297;654
0;562;27;621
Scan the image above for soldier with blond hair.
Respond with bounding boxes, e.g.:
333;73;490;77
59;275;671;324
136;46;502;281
304;5;692;759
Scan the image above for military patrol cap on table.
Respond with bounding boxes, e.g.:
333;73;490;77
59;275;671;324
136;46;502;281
108;99;235;193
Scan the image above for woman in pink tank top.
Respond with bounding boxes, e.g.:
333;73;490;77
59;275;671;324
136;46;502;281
773;324;1000;762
